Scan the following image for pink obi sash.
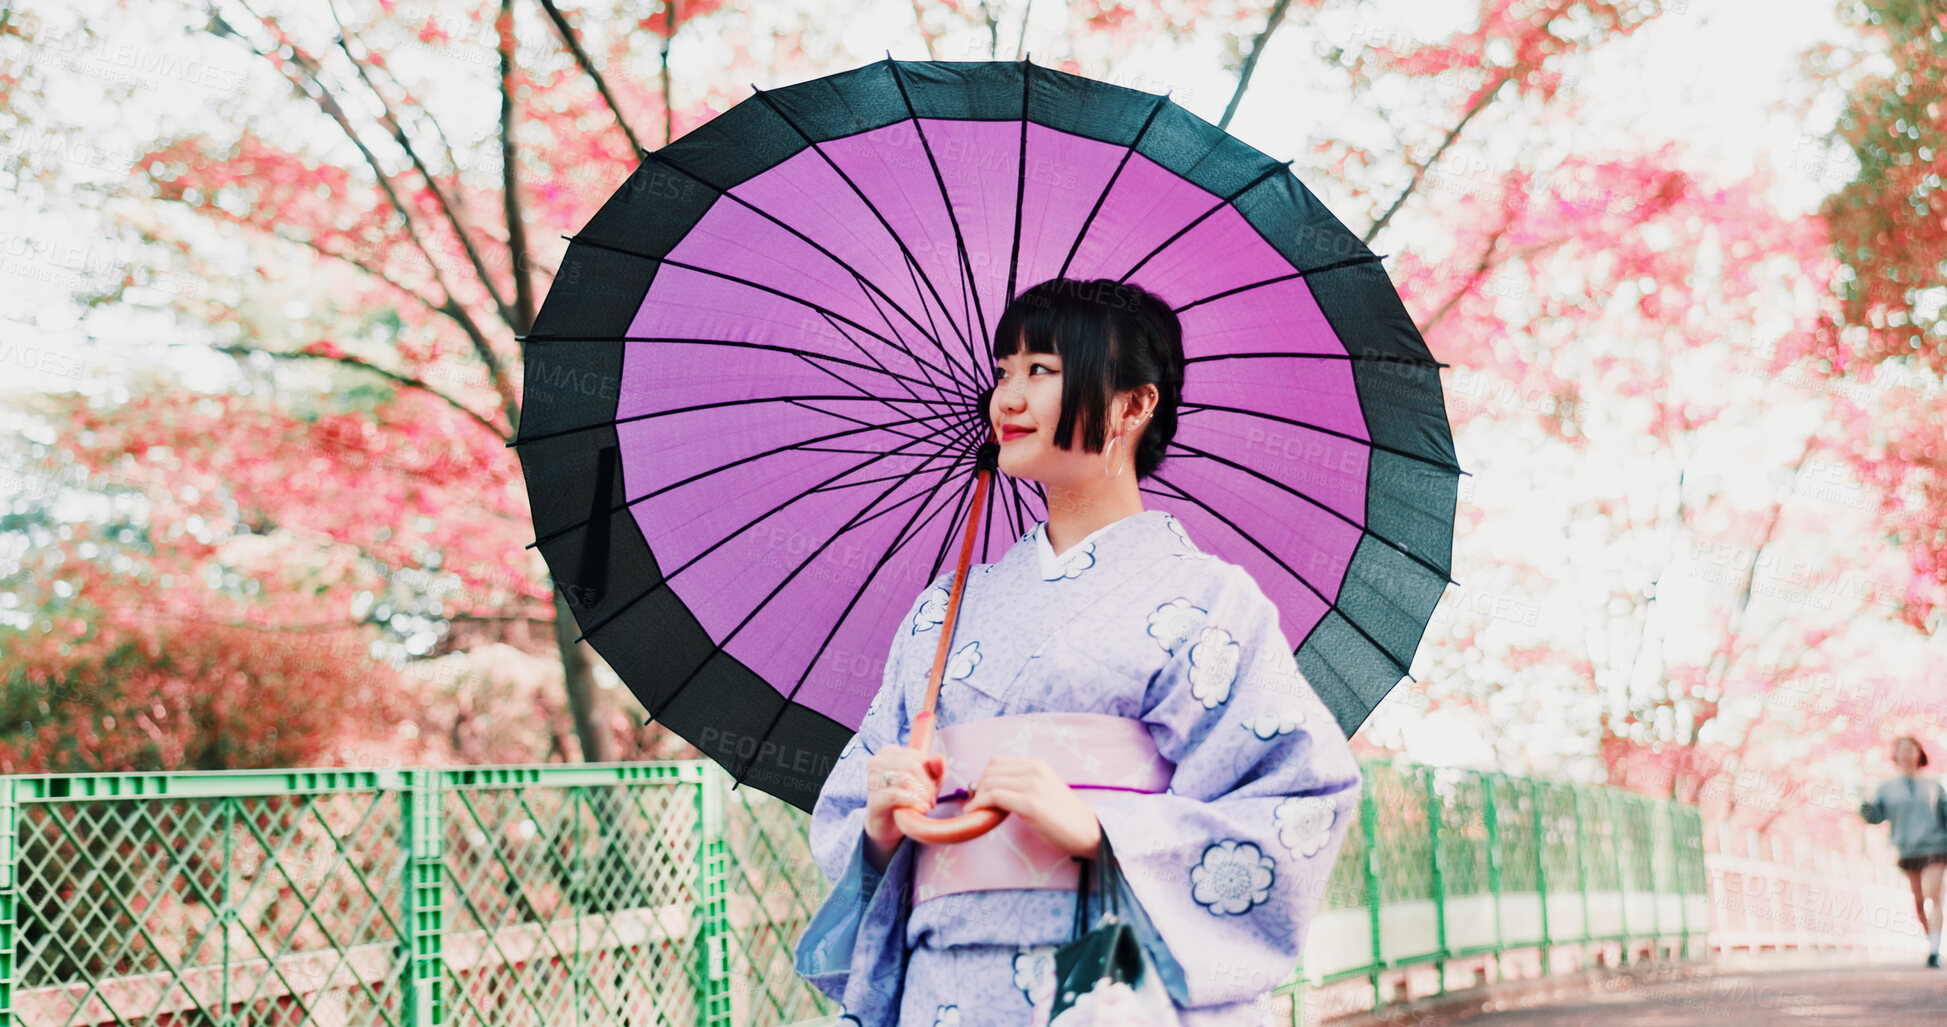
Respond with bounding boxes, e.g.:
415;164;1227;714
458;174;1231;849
911;712;1173;904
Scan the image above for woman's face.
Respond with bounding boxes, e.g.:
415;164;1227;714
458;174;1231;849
990;341;1113;485
1895;738;1923;771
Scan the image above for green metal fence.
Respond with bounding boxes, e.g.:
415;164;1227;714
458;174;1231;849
0;760;1708;1027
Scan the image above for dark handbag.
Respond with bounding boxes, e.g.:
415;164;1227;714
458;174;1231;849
1042;832;1183;1026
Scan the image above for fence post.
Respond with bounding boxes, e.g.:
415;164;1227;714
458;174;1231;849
695;763;733;1027
1671;803;1691;960
1425;769;1447;993
1572;787;1593;962
1530;779;1551;973
0;777;15;1027
1649;798;1667;953
402;769;446;1027
1608;789;1629;964
1483;774;1505;981
222;795;234;1026
1361;778;1382;1013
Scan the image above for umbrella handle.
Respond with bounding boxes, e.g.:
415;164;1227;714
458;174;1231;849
899;434;1012;845
893;804;1008;843
896;435;1009;845
890;709;1009;843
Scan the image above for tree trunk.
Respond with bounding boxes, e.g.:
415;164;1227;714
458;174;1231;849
552;591;613;762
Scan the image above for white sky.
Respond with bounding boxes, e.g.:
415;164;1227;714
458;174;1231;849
0;0;1904;777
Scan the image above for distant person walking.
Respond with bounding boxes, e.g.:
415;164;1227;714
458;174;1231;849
1858;735;1947;967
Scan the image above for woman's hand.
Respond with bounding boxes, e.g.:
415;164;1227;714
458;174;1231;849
863;744;944;871
963;754;1103;859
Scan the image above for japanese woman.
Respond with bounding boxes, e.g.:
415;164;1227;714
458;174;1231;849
795;277;1363;1025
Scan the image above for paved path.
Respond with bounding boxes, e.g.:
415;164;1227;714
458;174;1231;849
1458;961;1946;1025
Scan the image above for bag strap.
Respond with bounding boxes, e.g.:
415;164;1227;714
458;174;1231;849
1069;854;1093;942
1071;832;1125;941
1096;831;1120;920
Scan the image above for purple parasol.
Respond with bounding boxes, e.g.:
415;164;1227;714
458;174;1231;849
512;57;1459;812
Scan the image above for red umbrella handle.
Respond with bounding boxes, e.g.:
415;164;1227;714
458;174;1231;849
890;433;1007;844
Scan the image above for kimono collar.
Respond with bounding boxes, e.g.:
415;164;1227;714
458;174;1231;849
1029;509;1182;581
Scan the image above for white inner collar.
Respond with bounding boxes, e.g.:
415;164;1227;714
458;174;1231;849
1034;513;1142;579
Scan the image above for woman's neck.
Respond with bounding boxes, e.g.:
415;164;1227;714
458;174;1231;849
1042;486;1144;558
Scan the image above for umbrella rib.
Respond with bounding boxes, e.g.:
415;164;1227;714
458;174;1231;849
1117;159;1297;285
791;305;945;416
805;465;960;494
639;148;962;361
724;423;990;784
1002;475;1035;547
645;454;968;735
981;455;1003;564
1169;255;1391;316
528;407;967;551
1058;93;1171;281
559;236;978;400
1005;58;1031;306
512;375;965;449
896;246;971;392
1145;471;1414;678
747;86;979;371
1173;400;1463;474
925;449;983;583
1165;439;1458;586
810;436;981;559
881;417;990;574
887;58;989;375
571;413;976;646
777;343;967;442
792;445;969;458
783;396;972;449
1182;351;1448;368
839;271;979;410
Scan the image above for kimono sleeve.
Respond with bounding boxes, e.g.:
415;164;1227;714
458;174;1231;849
792;570;950;1015
1088;563;1364;1009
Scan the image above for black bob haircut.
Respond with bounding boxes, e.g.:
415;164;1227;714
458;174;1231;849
988;277;1185;481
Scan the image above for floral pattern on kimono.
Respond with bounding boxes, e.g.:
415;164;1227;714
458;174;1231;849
794;510;1363;1024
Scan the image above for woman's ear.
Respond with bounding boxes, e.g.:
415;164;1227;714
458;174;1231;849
1125;384;1158;434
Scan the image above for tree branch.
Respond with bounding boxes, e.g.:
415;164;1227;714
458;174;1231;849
327;0;470;209
977;0;1000;58
661;0;681;146
316;3;517;325
1701;435;1818;693
910;0;938;59
1363;74;1510;246
218;2;519;426
450;611;557;625
1218;0;1292;131
500;0;537;334
537;0;645;155
211;343;509;441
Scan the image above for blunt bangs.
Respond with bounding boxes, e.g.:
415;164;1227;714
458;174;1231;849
989;280;1125;456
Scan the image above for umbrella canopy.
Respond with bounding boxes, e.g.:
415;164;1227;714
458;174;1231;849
513;57;1459;813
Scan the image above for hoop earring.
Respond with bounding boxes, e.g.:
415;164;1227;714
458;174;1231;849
1103;434;1127;480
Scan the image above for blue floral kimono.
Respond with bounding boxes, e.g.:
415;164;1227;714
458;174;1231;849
794;509;1363;1026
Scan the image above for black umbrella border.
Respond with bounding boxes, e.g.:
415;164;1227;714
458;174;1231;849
511;56;1461;812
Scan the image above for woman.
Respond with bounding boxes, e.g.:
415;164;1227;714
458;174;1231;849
794;277;1365;1025
1857;735;1947;968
